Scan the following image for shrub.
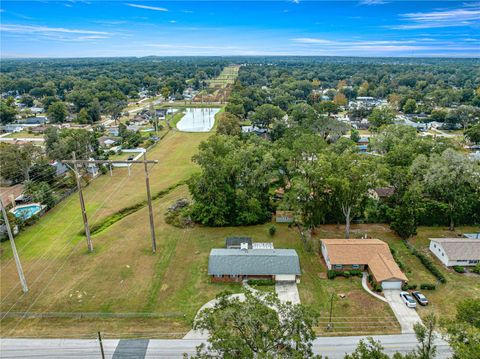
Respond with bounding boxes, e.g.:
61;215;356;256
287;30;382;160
420;283;436;290
343;271;350;278
404;241;446;283
349;270;363;277
327;270;337;279
389;245;407;272
453;266;466;273
268;225;276;236
247;279;275;286
472;263;480;274
402;283;417;291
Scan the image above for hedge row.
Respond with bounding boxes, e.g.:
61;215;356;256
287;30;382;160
389;246;407;272
247;279;275;286
404;242;446;283
327;270;363;279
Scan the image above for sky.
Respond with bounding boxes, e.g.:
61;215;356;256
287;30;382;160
0;1;479;58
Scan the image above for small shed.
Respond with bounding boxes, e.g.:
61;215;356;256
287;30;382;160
275;210;294;223
225;237;252;249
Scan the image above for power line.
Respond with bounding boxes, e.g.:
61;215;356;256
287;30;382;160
0;198;28;293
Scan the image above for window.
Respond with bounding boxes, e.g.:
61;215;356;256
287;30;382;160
469;260;479;264
333;264;343;269
441;252;444;256
433;244;436;248
352;264;360;269
214;274;223;278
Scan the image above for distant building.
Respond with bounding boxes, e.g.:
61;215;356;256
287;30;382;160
17;116;48;125
1;124;23;133
429;238;480;267
275;210;294;223
98;136;120;148
50;161;69;176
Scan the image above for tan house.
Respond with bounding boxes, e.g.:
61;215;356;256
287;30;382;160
321;238;408;290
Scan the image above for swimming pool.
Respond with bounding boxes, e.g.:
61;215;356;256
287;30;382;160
176;107;220;132
10;204;44;220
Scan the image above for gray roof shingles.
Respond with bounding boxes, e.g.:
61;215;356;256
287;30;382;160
208;248;301;276
430;238;480;261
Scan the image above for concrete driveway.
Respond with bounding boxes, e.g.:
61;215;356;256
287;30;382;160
275;282;300;305
383;290;422;334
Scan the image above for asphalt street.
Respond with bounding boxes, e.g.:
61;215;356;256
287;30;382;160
0;334;452;358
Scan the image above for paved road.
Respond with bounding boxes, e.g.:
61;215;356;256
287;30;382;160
384;290;422;334
0;334;452;358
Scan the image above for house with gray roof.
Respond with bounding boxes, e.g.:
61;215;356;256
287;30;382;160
429;238;480;267
208;248;301;283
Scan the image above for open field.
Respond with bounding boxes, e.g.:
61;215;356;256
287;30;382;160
4;131;43;138
207;65;240;88
0;184;399;337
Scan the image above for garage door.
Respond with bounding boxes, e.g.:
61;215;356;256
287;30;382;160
275;274;296;282
381;281;402;290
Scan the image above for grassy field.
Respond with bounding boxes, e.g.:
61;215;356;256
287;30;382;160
4;131;43;138
0;184;399;338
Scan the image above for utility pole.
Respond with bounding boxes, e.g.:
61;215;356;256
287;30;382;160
97;331;105;359
143;152;157;253
0;198;28;293
72;152;93;253
327;293;335;331
62;158;159;253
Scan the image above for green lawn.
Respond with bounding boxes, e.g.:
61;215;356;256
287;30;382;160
5;131;43;138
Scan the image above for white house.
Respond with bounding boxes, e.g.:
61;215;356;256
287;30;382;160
429;238;480;267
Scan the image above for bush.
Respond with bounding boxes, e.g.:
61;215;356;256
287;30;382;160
268;225;276;236
453;266;466;273
343;271;350;278
327;270;337;279
247;279;275;286
349;270;363;277
472;263;480;274
420;283;436;290
389;245;407;272
402;283;417;291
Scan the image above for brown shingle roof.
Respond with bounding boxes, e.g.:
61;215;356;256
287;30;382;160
321;238;407;283
430;238;480;261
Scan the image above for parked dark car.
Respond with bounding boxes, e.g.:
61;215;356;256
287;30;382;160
127;155;134;161
412;291;429;306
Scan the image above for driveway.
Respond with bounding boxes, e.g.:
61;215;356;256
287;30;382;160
275;282;300;305
383;290;422;334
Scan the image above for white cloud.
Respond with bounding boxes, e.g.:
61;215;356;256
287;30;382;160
126;3;168;12
169;20;177;23
291;0;300;4
359;0;388;5
392;5;480;29
0;24;110;35
290;37;480;54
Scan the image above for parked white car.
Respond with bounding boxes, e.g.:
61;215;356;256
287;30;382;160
400;291;417;308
